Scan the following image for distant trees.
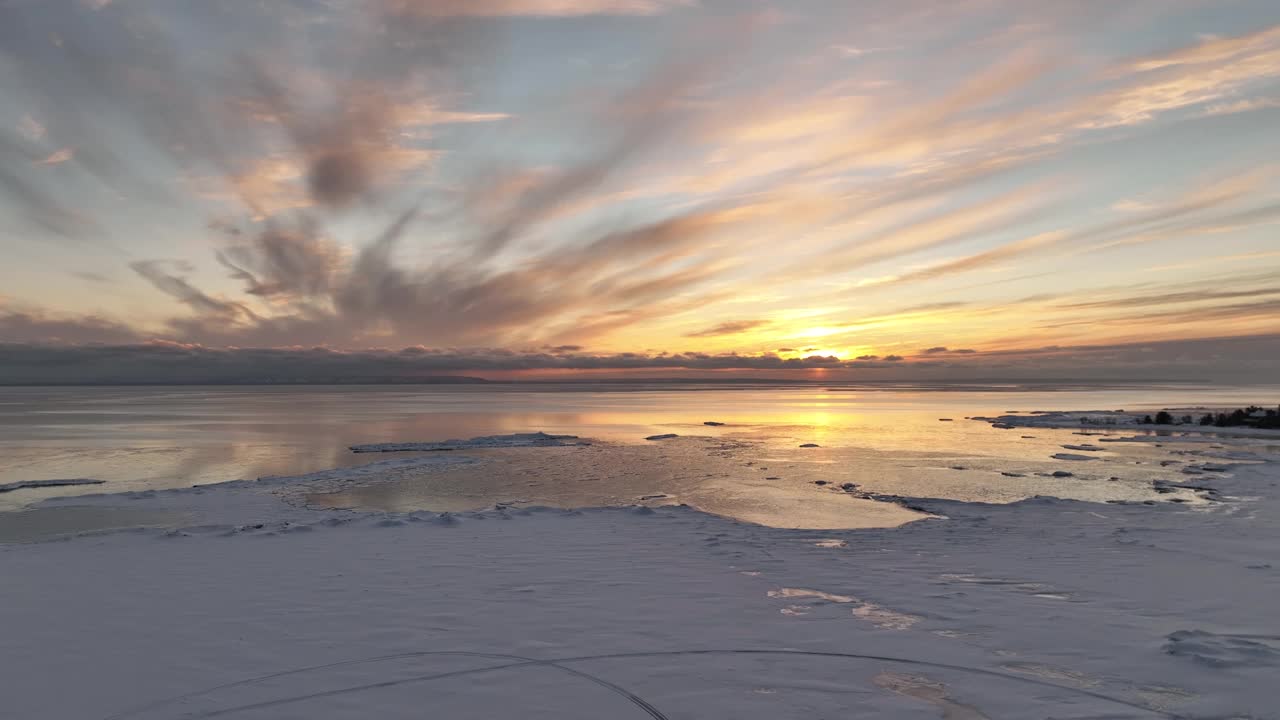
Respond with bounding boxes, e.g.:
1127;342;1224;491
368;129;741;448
1196;405;1280;429
1142;406;1280;429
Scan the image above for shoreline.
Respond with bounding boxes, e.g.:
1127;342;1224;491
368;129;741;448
975;408;1280;437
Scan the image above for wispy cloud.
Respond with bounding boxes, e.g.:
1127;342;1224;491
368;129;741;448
34;148;74;166
1061;285;1280;311
391;0;693;17
1087;24;1280;127
1;1;1278;377
1202;96;1280;116
1146;250;1280;272
16;115;45;142
685;319;770;337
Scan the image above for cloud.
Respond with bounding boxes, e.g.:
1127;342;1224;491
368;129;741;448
462;56;726;261
0;0;502;235
130;260;252;320
34;148;74;165
0;136;94;237
115;204;747;349
215;217;347;300
685;319;770;337
809;183;1058;276
1202;97;1280;116
871;231;1065;287
921;346;977;355
0;343;908;384
862;165;1280;290
243;64;444;211
1111;199;1155;212
391;0;691;17
1129;25;1280;73
1146;250;1280;273
1087;24;1280;128
0;310;141;345
0;0;752;349
830;45;895;59
5;331;1280;384
1;1;1277;368
954;333;1280;383
1060;285;1280;311
1043;297;1280;330
16;114;46;141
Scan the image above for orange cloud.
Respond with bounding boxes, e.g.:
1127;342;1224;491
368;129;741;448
34;147;74;165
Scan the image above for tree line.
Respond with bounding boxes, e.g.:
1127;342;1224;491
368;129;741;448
1140;406;1280;429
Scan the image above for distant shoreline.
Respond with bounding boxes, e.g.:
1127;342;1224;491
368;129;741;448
0;377;1225;388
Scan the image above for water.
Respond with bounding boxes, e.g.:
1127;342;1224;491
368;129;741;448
2;382;1276;516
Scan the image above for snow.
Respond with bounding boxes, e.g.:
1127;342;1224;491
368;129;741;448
975;410;1280;438
2;424;1279;718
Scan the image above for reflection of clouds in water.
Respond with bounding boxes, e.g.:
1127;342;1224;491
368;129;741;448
310;438;931;529
1;385;1269;515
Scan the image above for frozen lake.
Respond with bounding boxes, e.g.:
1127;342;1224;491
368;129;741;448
2;383;1277;516
3;383;1279;718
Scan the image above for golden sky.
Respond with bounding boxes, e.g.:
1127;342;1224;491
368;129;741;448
1;0;1278;381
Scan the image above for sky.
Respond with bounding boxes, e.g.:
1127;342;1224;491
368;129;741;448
1;0;1279;383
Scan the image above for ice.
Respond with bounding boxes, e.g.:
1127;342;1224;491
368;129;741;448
873;672;988;720
0;478;104;493
2;416;1279;718
351;432;582;453
1162;631;1280;669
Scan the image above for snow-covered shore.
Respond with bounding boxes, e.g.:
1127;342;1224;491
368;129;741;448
976;409;1280;438
3;421;1278;719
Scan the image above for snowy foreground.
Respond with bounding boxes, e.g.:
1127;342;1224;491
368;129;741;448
3;422;1279;719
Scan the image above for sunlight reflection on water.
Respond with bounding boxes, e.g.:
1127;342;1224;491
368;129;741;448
2;383;1275;520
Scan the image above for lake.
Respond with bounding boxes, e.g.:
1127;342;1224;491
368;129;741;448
3;382;1275;513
